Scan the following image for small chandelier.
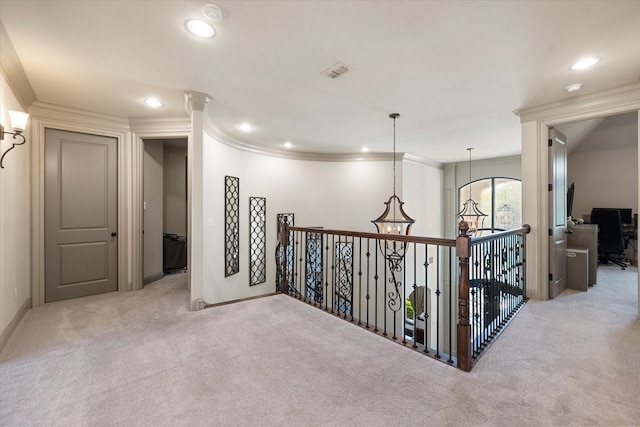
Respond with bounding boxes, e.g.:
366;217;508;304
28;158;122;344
496;203;515;229
1;110;29;169
457;148;487;236
372;113;415;264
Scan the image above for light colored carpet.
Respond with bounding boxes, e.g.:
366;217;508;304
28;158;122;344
1;266;639;426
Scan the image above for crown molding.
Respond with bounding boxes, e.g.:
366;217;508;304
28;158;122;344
0;21;36;110
203;118;396;162
129;116;191;136
184;91;211;114
514;83;640;123
403;153;443;169
29;101;130;132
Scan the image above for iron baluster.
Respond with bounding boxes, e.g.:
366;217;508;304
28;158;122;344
383;242;388;337
448;247;453;363
423;244;430;354
410;245;417;348
358;237;363;325
366;239;371;328
374;242;379;333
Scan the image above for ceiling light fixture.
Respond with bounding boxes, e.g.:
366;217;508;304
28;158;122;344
570;57;600;71
371;113;415;315
143;98;163;108
361;147;369;152
1;110;30;169
457;148;487;236
283;142;293;149
203;3;223;21
236;122;254;133
372;113;415;267
186;19;215;38
565;83;582;93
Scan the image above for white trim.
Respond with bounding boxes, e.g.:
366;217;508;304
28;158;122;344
131;120;191;293
129;116;191;135
30;102;131;132
203;117;400;163
30;103;131;306
403;153;443;169
514;83;640;123
0;22;36;110
517;83;640;307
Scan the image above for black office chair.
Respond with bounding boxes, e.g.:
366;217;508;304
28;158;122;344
590;208;627;270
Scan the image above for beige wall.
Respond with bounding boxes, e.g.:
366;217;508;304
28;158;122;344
143;141;164;281
163;144;187;236
403;158;444;239
568;146;638;221
443;155;521;238
202;132;444;305
0;74;31;347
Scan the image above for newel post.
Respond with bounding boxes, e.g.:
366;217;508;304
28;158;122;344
456;221;472;371
278;223;290;293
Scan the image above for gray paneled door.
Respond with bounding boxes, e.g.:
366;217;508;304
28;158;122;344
548;128;568;299
45;129;118;302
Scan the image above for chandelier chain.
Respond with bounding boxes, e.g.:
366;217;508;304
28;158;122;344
393;116;397;197
467;147;473;197
468;148;472;183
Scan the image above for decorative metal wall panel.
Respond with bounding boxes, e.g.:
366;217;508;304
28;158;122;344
305;232;323;303
334;241;353;315
249;197;266;286
276;213;295;292
224;176;240;277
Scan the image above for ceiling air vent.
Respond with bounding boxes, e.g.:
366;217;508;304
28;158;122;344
323;62;350;79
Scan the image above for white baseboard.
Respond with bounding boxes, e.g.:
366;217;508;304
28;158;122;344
526;287;541;300
0;298;30;353
190;298;204;311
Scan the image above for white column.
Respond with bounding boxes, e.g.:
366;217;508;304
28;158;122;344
521;120;547;300
185;91;211;311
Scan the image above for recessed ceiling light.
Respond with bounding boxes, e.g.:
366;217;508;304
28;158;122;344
186;19;215;38
566;83;582;93
283;142;293;149
570;57;600;71
236;122;254;132
361;147;369;152
143;98;163;108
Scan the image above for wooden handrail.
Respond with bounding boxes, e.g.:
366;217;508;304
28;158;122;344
287;226;457;247
279;221;530;371
471;224;531;244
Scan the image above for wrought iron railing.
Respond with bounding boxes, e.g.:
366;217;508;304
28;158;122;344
467;225;530;363
276;222;530;371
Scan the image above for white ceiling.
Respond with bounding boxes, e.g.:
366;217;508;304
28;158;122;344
557;111;638;153
1;0;639;163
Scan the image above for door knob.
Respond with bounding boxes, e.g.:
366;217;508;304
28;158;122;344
111;232;117;237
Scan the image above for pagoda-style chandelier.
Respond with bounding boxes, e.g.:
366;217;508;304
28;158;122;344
496;203;516;229
372;113;415;268
457;148;487;236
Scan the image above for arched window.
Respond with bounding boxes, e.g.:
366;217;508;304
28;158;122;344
458;177;522;234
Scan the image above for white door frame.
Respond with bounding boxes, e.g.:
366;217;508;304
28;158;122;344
129;117;191;293
29;101;192;307
515;83;640;315
30;102;131;307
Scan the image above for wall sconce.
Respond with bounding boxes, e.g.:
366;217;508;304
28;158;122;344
1;110;29;169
